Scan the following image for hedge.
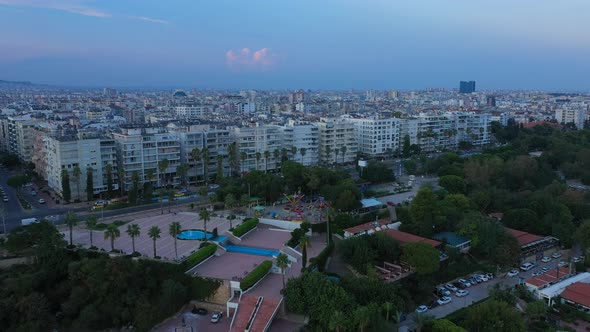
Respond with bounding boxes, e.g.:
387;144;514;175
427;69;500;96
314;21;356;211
184;243;217;269
240;260;272;291
232;218;259;237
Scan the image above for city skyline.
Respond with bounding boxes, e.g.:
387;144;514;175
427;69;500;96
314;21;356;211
1;0;589;90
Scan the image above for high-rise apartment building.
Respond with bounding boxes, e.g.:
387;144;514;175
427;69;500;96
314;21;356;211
175;106;209;119
280;121;319;166
459;81;476;94
348;117;401;156
232;125;283;173
316;118;357;165
555;109;586;129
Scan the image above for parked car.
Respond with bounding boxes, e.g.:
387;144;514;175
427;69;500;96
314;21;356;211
453;281;466;289
486;273;495;280
31;191;37;196
541;256;551;263
468;277;479;285
558;261;568;267
415;305;428;313
573;257;582;263
445;283;458;292
387;201;395;206
541;267;549;273
2;197;7;202
192;307;207;315
507;269;519;277
458;279;471;287
437;296;452;305
552;252;562;259
520;262;534;271
38;198;46;204
456;290;469;297
210;311;223;323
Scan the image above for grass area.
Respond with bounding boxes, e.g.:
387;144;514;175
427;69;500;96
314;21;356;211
16;193;31;210
92;220;130;230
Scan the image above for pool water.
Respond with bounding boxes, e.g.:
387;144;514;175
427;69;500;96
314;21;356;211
177;230;214;240
224;245;280;257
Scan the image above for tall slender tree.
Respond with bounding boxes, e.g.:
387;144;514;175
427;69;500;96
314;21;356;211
158;159;169;188
126;223;141;253
148;226;161;258
334;148;339;165
341;145;347;164
255;152;262;170
299;148;307;164
105;163;114;198
64;211;78;246
300;235;311;270
273;148;280;168
117;166;125;196
216;154;224;182
264;150;270;173
85;216;97;248
176;163;189;189
199;209;210;242
72;165;81;201
191;147;201;185
228;142;238;176
169;222;182;259
61;169;71;203
276;253;289;290
325;146;332;166
240;151;247;173
104;224;121;252
86;166;94;201
291;146;297;161
202;147;210;185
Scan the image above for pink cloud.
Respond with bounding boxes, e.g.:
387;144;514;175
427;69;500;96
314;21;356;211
225;47;276;71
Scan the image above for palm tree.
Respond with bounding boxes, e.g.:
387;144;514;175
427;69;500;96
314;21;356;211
340;146;347;164
290;146;297;160
328;310;347;332
299;147;307;164
176;163;189;189
85;216;98;247
264;150;270;173
281;148;288;163
325;146;332;166
353;306;371;332
228;142;238;176
393;310;404;330
169;222;182;259
117;166;125;196
64;211;78;246
199;209;210;242
227;214;236;230
148;226;161;258
191;147;201;185
72;165;81;201
255;152;262;170
275;253;289;290
104;224;121;252
300;235;311;269
158;159;169;188
240;151;247;173
126;223;141;253
202;147;210;185
382;302;393;321
334;148;339;165
216;154;224;182
273;148;280;168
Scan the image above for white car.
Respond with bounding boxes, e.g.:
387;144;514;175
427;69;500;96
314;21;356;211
541;267;549;273
520;262;534;271
541;256;551;263
38;198;46;204
558;261;568;267
415;305;428;313
210;311;223;323
458;278;471;287
2;197;7;202
552;252;562;259
573;257;582;263
437;296;452;305
507;269;519;277
445;283;458;292
31;191;37;196
456;290;469;297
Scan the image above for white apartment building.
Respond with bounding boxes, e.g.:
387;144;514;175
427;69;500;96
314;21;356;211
4;115;35;162
113;127;181;191
280;121;319;166
316;118;358;165
232;125;282;173
174;124;232;184
44;135;117;201
555;108;586;129
348;117;401;157
175;106;209;119
238;102;256;114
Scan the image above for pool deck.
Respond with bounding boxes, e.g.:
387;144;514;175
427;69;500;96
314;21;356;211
192;251;268;280
238;225;291;250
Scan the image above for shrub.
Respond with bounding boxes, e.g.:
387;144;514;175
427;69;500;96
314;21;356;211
184;243;217;269
112;220;127;227
240;260;272;290
232;218;259;237
94;223;108;230
106;202;129;210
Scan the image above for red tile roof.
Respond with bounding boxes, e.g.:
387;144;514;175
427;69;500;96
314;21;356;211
561;283;590;308
382;229;441;247
524;267;571;289
506;228;543;246
344;219;391;235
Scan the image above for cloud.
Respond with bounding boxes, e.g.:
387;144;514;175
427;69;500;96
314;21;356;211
129;16;169;24
225;47;276;71
0;0;110;18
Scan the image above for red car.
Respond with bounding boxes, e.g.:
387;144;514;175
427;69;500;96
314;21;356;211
387;201;395;206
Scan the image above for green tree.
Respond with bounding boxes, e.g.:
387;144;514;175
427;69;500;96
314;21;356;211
340;145;347;164
86;166;94;201
199;209;210;242
216;155;224;182
158;159;169;188
439;175;466;194
105;163;114;197
525;300;548;322
72;165;82;200
263;150;270;172
328;310;347;332
169;222;182;259
117;166;125;196
202;147;210;185
85;216;98;247
403;135;411;157
463;300;525;332
413;314;435;332
575;220;590;256
403;242;440;274
176;163;189;189
431;319;467;332
299;147;307;164
255;151;262;170
325;145;332;166
300;235;311;270
191;147;201;184
273;148;280;167
148;226;161;258
104;224;121;251
353;305;372;332
409;187;440;236
61;169;71;202
276;253;289;290
64;211;78;246
224;193;236;211
382;301;394;321
240;151;247;172
228;142;238;176
126;223;141;254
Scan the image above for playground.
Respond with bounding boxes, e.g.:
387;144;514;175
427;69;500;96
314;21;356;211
251;192;331;224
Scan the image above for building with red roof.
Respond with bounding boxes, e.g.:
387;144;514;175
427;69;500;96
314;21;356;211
561;282;590;312
343;219;396;238
506;228;559;261
382;229;442;247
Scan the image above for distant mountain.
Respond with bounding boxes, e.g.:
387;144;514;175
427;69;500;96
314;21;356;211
0;79;34;87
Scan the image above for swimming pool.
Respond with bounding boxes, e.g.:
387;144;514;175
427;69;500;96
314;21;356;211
224;245;280;257
177;230;214;240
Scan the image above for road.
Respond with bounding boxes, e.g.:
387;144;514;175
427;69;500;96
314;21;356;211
399;251;572;331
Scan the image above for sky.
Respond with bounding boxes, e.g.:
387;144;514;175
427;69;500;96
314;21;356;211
0;0;589;90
